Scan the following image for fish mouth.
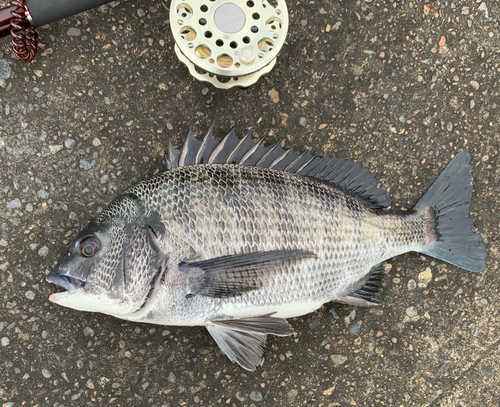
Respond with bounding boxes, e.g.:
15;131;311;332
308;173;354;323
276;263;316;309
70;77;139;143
46;271;85;302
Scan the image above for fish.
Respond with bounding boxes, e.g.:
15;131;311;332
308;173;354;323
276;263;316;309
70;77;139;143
46;125;486;371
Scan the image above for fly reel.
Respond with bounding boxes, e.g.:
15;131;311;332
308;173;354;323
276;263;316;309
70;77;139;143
170;0;288;89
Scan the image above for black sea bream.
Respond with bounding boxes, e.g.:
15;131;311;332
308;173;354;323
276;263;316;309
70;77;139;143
47;126;486;370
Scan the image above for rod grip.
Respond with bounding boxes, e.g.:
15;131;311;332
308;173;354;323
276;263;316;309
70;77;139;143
26;0;114;27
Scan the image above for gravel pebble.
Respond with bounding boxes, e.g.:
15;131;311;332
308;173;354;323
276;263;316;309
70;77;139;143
406;306;418;318
1;337;9;346
67;28;81;36
84;327;95;337
25;291;35;300
331;354;348;366
7;198;22;209
309;317;321;330
469;80;479;90
250;391;263;402
38;246;49;257
50;145;63;154
349;322;361;336
482;366;493;376
80;160;92;170
0;58;12;79
478;2;489;17
418;267;432;287
65;139;75;148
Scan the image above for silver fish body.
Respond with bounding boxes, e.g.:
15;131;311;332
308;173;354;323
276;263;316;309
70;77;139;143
47;127;486;370
122;164;430;324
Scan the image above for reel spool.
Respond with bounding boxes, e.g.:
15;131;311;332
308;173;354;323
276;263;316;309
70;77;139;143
170;0;288;89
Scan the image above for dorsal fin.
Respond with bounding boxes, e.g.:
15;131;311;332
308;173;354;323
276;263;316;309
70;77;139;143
179;129;202;166
208;126;241;164
256;142;287;168
165;139;179;170
166;125;391;209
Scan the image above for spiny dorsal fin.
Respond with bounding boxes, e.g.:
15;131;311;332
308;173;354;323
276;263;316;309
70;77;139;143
165;139;179;169
226;129;257;164
179;129;202;167
166;125;391;209
195;122;219;164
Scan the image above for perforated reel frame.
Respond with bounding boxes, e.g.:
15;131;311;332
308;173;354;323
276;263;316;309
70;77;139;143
170;0;289;88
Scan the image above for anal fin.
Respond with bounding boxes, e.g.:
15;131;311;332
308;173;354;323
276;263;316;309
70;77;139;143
206;314;294;371
336;295;378;307
336;263;388;307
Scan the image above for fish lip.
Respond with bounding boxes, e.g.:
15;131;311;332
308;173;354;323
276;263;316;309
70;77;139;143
46;271;84;294
48;291;70;303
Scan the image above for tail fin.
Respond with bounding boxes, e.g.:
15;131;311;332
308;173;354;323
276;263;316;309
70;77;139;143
413;149;486;272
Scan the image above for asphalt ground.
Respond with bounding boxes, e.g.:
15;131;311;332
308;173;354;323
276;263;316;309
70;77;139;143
0;0;499;406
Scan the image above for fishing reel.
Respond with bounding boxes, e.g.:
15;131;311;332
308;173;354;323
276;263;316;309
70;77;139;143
170;0;288;88
0;0;289;88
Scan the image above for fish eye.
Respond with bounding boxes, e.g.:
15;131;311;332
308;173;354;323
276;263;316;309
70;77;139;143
80;236;100;258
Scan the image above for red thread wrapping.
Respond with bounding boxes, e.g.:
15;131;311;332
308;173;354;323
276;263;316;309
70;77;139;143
11;0;37;62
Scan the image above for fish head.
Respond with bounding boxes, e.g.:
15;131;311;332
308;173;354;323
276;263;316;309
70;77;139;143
47;194;165;317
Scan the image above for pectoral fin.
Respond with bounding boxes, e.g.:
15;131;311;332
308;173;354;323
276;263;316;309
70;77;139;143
206;314;294;371
145;211;166;241
179;249;316;298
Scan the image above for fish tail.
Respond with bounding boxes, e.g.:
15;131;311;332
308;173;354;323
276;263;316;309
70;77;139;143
413;149;486;272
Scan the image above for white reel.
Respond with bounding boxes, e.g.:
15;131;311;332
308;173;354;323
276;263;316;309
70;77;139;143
170;0;288;89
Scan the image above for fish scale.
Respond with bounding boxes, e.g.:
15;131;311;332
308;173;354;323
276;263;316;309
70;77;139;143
125;164;425;318
46;127;486;371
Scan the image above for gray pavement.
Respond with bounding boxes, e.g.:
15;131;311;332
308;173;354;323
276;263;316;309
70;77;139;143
1;0;499;406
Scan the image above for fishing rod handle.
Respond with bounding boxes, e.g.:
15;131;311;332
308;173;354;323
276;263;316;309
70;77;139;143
0;0;116;62
26;0;114;27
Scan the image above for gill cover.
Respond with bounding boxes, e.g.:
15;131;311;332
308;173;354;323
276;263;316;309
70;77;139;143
47;193;166;316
